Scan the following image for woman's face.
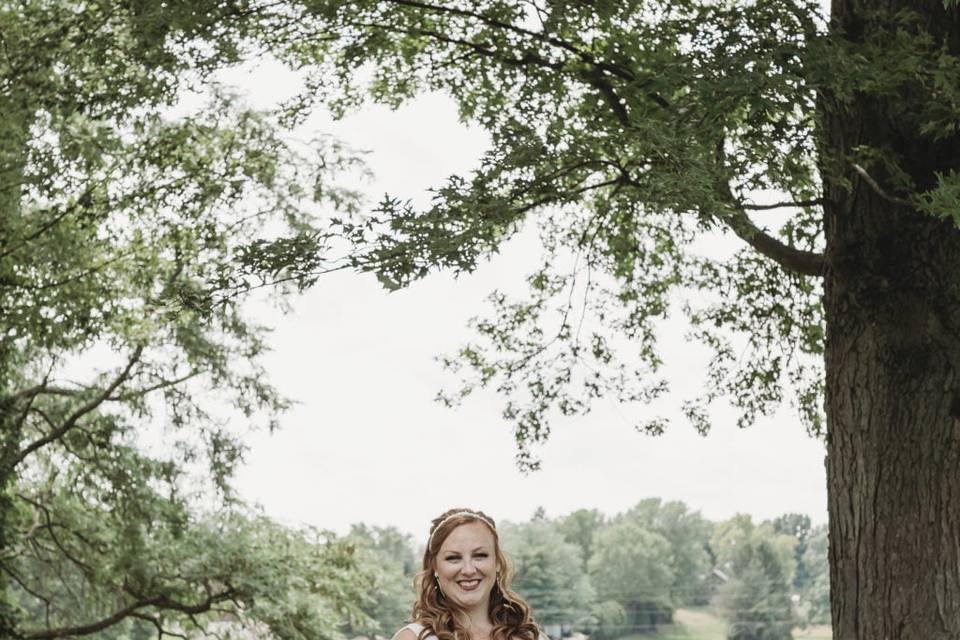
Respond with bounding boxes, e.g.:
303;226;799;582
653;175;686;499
434;521;498;613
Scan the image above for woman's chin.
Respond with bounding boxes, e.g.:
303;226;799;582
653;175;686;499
451;590;490;610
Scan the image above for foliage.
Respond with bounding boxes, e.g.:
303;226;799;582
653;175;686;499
585;600;628;640
798;526;830;625
344;525;418;637
499;519;593;626
770;513;812;590
711;516;797;640
621;499;712;605
588;519;675;633
276;0;842;469
494;502;817;637
716;540;795;640
0;1;363;637
253;3;960;633
710;516;797;588
554;508;605;571
10;454;374;640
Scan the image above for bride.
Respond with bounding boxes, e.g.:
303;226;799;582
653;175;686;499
393;508;544;640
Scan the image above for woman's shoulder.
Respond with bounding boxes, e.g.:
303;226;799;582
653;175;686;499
393;623;427;640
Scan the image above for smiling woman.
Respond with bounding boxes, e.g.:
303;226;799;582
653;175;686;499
395;509;544;640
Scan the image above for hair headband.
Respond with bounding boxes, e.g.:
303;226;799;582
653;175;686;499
427;510;496;549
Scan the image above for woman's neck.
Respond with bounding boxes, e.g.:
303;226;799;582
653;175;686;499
461;606;492;636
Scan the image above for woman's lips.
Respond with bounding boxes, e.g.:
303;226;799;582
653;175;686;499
458;579;481;591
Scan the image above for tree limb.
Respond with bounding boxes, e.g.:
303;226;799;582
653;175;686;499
15;494;97;579
4;346;144;474
12;370;200;404
128;613;188;640
851;163;914;207
722;208;825;276
347;5;818;277
0;561;51;608
350;20;565;71
712;142;824;276
383;0;644;86
741;198;824;210
21;585;237;639
362;2;668;113
382;0;586;58
0;178;105;261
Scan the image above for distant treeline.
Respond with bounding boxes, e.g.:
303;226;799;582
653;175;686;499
8;492;825;640
346;500;828;640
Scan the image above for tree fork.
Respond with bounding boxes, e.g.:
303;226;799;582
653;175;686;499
823;2;960;637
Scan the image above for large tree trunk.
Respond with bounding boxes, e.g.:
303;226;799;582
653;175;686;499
823;2;960;638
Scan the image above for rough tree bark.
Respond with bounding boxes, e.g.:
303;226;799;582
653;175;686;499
823;2;960;638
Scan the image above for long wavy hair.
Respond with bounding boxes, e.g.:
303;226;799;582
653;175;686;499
411;508;540;640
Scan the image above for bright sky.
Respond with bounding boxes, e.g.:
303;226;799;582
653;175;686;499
224;61;828;540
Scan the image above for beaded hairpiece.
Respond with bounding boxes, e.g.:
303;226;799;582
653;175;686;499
427;510;496;549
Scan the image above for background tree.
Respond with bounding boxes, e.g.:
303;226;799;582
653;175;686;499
344;525;418;637
798;525;830;626
710;515;797;588
584;600;627;640
770;513;812;591
0;2;360;637
717;540;796;640
499;519;593;627
588;520;674;633
553;508;605;571
711;515;798;639
621;498;712;606
268;1;960;635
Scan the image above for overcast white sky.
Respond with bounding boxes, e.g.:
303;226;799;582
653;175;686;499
221;61;828;540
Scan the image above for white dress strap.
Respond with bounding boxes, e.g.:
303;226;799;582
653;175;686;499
401;623;436;640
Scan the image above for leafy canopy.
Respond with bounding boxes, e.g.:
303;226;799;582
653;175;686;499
1;2;365;638
275;0;829;466
275;0;960;468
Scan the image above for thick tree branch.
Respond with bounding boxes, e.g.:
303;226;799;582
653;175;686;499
4;346;144;474
723;208;825;277
583;68;630;126
12;370;200;404
20;587;236;640
741;198;825;210
712;142;824;276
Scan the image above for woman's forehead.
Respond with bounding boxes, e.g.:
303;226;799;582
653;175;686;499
438;521;495;551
